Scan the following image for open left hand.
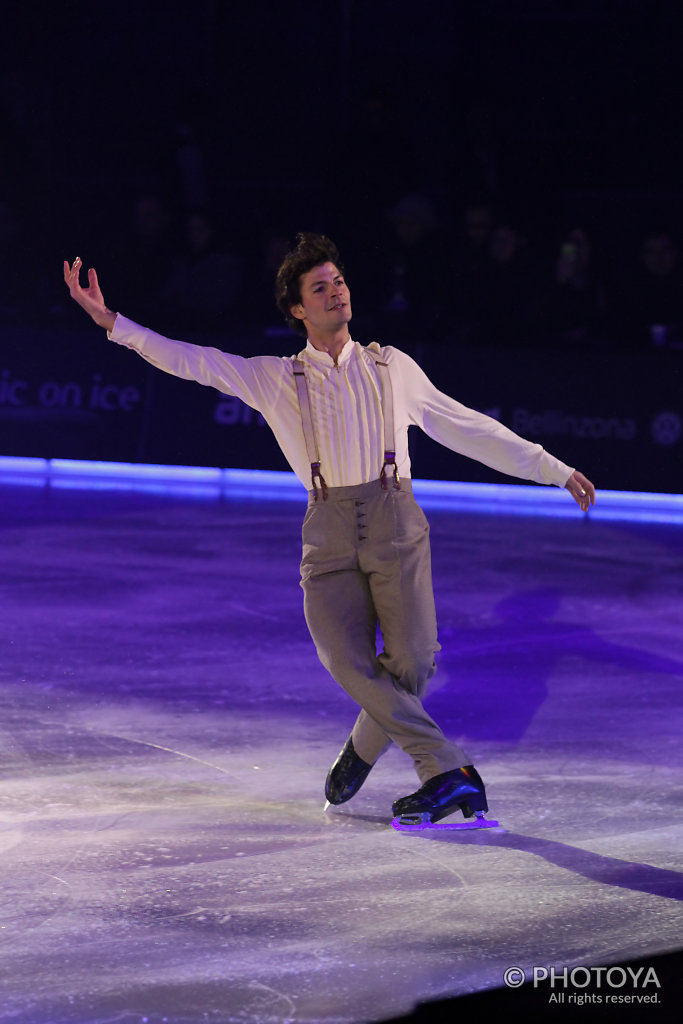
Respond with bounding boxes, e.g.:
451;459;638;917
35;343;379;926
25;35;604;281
565;470;596;512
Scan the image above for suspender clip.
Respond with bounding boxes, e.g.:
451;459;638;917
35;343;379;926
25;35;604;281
311;461;329;502
380;451;400;490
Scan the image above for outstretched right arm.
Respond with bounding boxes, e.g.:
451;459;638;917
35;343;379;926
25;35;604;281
63;258;292;415
63;257;117;332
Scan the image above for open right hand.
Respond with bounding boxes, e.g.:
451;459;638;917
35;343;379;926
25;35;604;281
63;257;116;331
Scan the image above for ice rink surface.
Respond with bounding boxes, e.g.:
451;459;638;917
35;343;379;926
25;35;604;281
1;476;682;1023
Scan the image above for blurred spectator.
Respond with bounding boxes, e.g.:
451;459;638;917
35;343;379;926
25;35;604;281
612;229;683;348
477;218;544;346
448;94;541;219
162;209;242;331
329;87;420;255
107;194;180;322
452;201;495;340
172;119;210;212
167;89;216;212
543;226;609;347
463;203;494;253
0;200;26;319
375;194;449;339
248;230;292;332
455;97;506;202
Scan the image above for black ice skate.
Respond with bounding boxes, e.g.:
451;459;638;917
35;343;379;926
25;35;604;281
391;766;500;831
324;735;373;807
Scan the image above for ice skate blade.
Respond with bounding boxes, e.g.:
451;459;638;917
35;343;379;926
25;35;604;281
392;811;501;832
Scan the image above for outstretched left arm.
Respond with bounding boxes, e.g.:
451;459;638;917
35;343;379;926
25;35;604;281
385;347;597;511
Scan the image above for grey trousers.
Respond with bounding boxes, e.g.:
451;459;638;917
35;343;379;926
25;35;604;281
300;478;469;784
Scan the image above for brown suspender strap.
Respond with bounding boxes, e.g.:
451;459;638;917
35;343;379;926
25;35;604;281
293;360;328;501
368;352;400;490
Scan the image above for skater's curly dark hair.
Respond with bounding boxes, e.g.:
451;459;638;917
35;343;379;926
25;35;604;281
275;232;345;337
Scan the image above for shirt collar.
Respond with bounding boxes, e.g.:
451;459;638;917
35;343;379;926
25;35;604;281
301;337;355;368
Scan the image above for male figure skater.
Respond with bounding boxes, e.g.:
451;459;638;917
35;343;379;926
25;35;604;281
64;233;595;826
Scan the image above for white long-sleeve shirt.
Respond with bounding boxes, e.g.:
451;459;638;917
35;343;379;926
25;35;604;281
109;315;574;490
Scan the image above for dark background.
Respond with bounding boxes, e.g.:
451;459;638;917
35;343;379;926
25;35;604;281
1;1;681;490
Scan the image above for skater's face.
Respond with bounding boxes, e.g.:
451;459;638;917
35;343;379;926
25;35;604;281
290;262;352;339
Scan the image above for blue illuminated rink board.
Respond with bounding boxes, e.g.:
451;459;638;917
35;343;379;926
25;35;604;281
1;457;682;525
